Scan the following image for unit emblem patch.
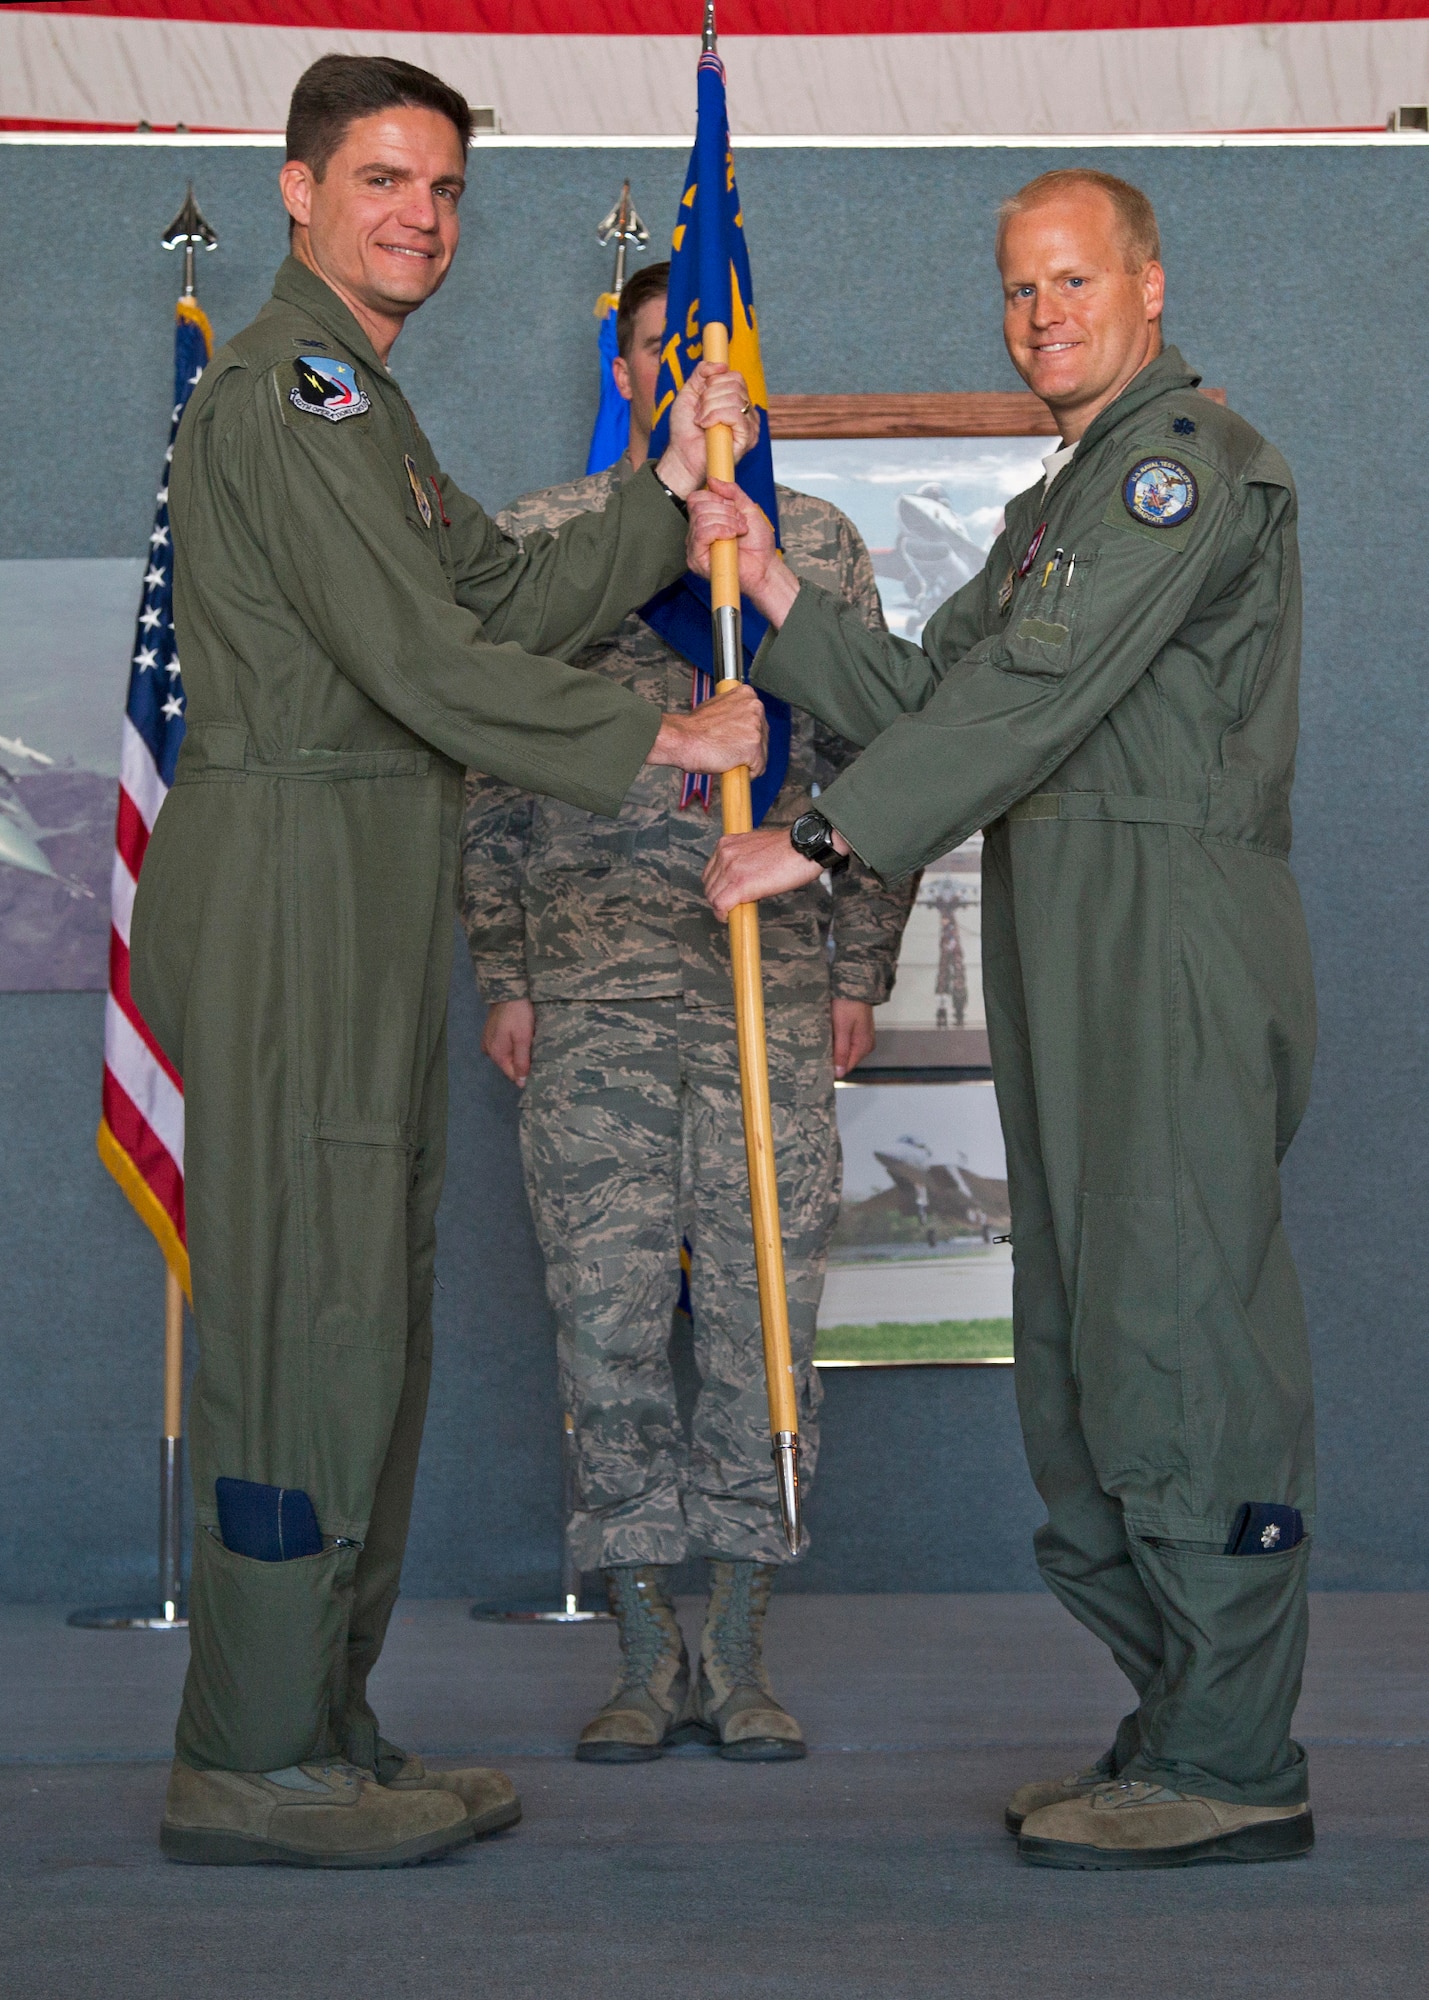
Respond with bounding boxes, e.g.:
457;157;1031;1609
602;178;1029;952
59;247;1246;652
290;355;371;422
404;454;433;527
1123;457;1198;528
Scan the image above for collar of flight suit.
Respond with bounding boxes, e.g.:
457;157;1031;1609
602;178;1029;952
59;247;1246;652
1069;344;1202;461
269;253;397;387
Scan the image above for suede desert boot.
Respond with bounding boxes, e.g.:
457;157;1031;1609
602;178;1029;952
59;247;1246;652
1018;1780;1314;1870
375;1740;521;1837
160;1759;472;1867
1004;1753;1117;1834
576;1565;690;1763
692;1560;805;1761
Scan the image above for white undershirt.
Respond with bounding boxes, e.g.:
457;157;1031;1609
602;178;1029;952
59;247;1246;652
1042;441;1077;493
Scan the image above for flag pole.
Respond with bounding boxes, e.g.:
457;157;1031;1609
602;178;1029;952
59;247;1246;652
700;0;801;1557
69;189;219;1634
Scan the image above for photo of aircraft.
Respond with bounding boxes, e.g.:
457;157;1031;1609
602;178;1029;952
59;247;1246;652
872;1133;1005;1247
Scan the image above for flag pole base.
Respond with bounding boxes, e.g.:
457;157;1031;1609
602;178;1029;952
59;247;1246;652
773;1431;801;1556
470;1596;611;1625
67;1605;188;1630
69;1434;187;1629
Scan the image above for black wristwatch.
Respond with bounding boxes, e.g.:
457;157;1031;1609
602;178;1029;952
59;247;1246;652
790;809;849;873
651;466;690;518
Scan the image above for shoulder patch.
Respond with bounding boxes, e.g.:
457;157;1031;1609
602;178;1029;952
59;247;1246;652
290;355;370;423
1123;457;1198;529
1172;415;1197;435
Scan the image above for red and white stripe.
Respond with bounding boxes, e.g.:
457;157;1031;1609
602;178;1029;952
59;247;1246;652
1;1;1426;137
101;716;186;1262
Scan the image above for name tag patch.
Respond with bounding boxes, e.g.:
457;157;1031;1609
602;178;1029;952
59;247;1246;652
290;355;371;422
1123;457;1197;528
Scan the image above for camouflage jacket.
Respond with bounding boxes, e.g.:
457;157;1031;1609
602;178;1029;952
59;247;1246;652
461;458;917;1008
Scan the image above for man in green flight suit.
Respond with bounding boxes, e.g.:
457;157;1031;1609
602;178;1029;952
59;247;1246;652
693;169;1317;1871
131;53;764;1869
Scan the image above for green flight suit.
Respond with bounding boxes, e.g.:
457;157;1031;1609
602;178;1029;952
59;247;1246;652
754;348;1317;1807
130;257;691;1775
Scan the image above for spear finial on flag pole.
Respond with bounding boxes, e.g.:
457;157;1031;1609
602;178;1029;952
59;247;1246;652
161;183;217;300
596;179;648;300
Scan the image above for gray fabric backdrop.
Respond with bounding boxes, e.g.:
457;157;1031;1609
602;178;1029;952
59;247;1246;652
0;139;1423;1604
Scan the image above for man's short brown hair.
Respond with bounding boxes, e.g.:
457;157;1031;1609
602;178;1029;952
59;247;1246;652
997;169;1162;271
286;54;473;180
616;260;671;360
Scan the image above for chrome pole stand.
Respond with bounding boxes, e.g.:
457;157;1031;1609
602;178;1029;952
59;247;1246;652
69;1434;188;1630
471;1411;612;1624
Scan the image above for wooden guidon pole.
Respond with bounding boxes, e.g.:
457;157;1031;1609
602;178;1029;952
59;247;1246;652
701;321;801;1555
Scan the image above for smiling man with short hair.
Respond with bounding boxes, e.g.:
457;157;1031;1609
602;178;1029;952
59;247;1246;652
691;169;1318;1871
133;52;763;1870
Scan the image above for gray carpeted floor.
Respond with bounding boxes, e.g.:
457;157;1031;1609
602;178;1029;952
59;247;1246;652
5;1593;1426;1998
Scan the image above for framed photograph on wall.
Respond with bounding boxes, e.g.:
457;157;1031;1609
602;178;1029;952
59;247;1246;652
770;391;1222;1077
769;394;1055;1076
814;1077;1013;1369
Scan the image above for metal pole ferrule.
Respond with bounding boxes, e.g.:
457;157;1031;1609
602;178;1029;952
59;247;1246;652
713;601;743;683
772;1431;801;1556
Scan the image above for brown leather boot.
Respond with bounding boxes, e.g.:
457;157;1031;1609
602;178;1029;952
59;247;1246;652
692;1560;805;1762
160;1758;471;1867
1019;1780;1314;1869
1004;1754;1117;1833
377;1742;521;1837
576;1565;690;1763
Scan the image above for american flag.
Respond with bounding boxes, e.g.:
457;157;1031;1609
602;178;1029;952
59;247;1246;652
96;296;211;1299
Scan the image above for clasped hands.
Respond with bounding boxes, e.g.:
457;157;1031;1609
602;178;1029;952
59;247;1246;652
683;478;851;921
646;366;769;784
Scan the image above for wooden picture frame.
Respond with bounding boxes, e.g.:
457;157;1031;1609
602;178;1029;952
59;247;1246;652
769;387;1225;441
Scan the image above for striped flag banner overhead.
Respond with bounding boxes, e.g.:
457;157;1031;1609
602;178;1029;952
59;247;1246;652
2;2;1426;137
97;294;210;1301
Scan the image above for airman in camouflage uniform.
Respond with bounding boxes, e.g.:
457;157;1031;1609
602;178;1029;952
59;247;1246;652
462;275;914;1754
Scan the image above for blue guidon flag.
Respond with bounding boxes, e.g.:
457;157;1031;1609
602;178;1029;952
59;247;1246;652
585;289;632;475
97;293;212;1299
642;43;790;822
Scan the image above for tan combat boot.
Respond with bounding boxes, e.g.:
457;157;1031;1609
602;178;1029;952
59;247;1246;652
1018;1779;1314;1869
576;1565;691;1763
692;1560;805;1762
1004;1754;1116;1834
160;1758;471;1867
376;1741;521;1838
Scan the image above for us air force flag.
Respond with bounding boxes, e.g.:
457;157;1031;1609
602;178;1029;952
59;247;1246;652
585;291;631;476
643;47;789;821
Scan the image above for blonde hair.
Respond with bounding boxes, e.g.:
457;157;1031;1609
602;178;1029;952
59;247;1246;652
997;169;1161;272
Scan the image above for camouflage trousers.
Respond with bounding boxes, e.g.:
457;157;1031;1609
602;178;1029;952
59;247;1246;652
519;998;839;1568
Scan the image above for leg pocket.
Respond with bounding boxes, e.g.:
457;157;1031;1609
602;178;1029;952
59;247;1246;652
177;1528;360;1772
1072;1192;1189;1517
302;1134;411;1349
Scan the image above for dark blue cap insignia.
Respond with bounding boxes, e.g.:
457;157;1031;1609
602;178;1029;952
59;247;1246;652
1224;1502;1305;1555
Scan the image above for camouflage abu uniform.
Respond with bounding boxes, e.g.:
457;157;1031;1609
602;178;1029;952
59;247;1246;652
461;459;914;1567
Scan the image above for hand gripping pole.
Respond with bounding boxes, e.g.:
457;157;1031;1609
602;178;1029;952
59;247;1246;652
702;320;801;1556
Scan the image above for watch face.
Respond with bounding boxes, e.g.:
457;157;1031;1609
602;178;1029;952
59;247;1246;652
792;811;828;857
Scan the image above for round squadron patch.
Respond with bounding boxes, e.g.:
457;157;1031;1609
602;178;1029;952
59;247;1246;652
290;355;371;422
1123;457;1197;528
